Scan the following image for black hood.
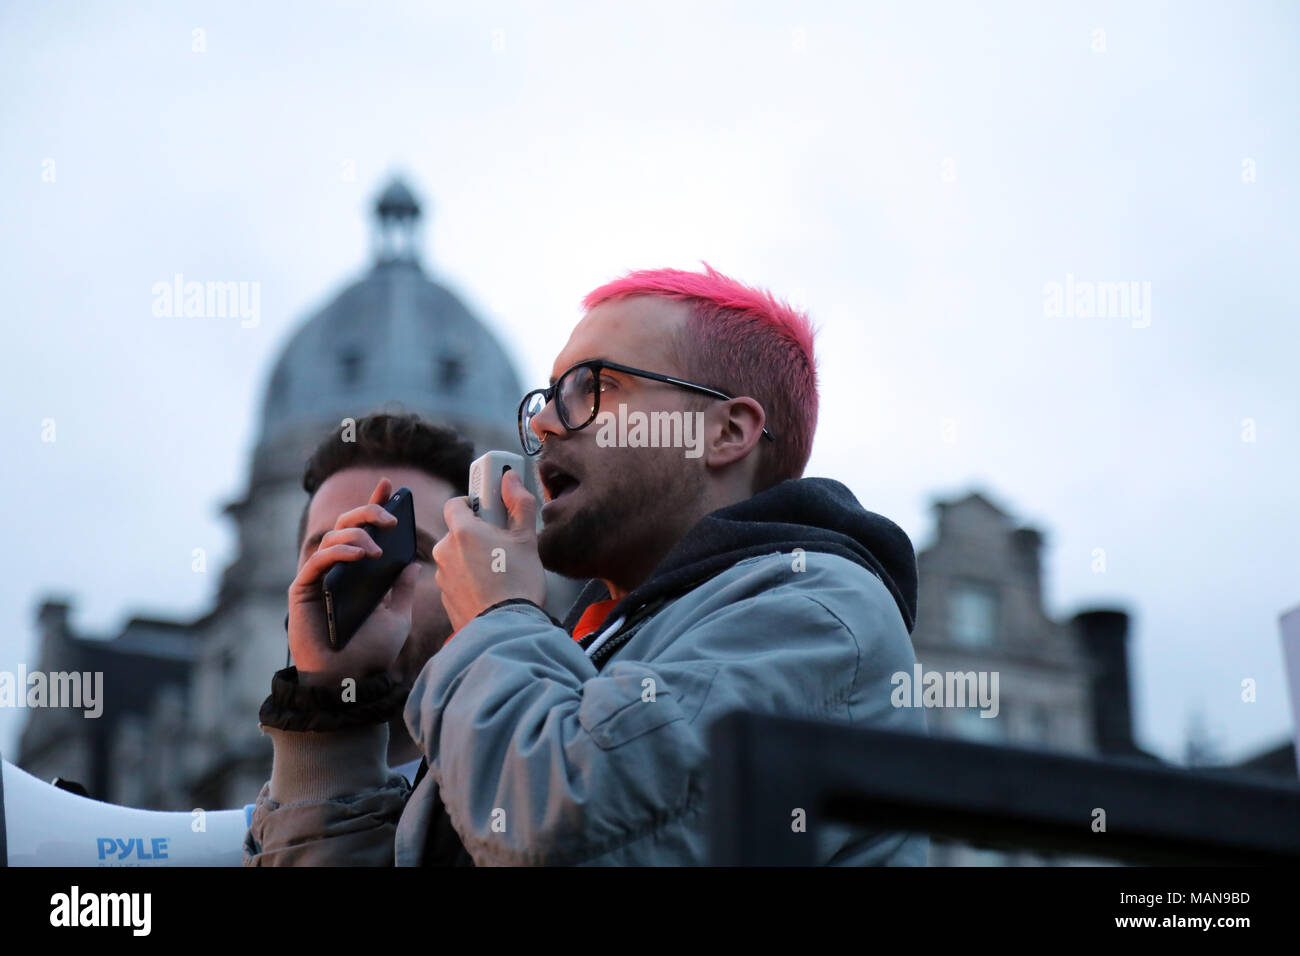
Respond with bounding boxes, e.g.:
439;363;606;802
561;477;918;635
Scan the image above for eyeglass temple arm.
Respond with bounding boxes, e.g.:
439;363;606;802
650;372;776;442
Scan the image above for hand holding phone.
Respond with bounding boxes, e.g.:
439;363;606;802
321;487;417;650
286;478;420;686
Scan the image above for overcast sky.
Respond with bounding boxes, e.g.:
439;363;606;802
2;0;1296;767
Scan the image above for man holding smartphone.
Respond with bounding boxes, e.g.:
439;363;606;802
247;263;927;866
240;413;472;864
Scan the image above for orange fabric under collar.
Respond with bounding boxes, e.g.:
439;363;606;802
571;598;620;644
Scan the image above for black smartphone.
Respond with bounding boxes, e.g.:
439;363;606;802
321;487;417;650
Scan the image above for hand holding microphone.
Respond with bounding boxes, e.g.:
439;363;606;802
467;451;526;528
434;452;547;632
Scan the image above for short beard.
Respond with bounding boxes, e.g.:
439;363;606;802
537;455;702;585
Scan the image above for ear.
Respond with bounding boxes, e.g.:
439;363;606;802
703;397;766;470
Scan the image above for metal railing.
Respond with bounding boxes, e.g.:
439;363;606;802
706;711;1300;865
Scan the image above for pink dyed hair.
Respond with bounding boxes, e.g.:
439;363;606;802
582;261;819;489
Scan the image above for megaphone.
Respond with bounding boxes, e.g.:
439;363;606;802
1;756;251;866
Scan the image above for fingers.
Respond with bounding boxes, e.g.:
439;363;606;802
501;469;537;533
368;477;393;506
326;478;397;535
292;542;370;591
441;473;536;536
318;526;383;556
443;495;475;531
334;501;398;534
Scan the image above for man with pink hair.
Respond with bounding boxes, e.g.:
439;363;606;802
246;262;927;866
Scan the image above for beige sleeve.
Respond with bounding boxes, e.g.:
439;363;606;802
242;723;411;867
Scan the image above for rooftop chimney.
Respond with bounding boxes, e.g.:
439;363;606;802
1072;608;1138;756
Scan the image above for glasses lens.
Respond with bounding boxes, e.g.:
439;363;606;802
519;391;546;455
559;364;598;430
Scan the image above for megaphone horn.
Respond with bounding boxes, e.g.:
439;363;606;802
2;755;251;867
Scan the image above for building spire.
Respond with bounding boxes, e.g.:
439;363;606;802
374;177;423;264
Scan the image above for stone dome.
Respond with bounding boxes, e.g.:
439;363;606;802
251;178;523;483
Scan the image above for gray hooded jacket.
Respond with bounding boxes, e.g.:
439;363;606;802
244;477;929;866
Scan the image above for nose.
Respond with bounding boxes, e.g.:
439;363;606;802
530;392;565;445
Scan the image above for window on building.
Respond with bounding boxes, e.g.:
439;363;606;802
439;356;464;390
949;581;999;646
1027;703;1053;745
339;349;363;386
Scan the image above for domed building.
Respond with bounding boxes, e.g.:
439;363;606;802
213;179;523;620
19;179;532;810
253;178;522;488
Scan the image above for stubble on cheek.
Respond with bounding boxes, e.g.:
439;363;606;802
536;452;682;580
537;493;608;578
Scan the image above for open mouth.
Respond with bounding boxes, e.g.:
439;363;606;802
538;461;581;503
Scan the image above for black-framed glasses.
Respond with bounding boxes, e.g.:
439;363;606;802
517;359;776;456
